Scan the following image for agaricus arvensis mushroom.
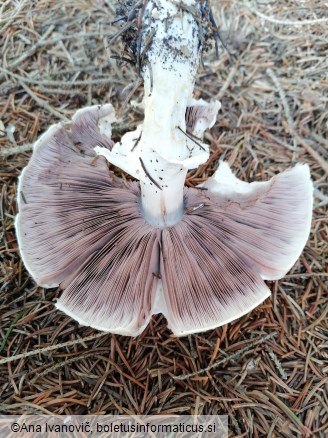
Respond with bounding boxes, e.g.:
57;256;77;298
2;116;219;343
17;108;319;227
16;0;313;336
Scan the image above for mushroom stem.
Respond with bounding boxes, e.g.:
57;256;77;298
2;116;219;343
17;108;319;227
137;0;201;226
95;0;213;227
140;171;186;227
141;0;199;158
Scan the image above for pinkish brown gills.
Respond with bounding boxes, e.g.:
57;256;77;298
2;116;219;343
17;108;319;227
16;1;313;336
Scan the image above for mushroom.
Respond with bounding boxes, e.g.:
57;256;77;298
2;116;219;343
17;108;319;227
16;0;313;336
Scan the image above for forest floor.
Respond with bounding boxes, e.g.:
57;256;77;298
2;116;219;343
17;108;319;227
0;1;327;436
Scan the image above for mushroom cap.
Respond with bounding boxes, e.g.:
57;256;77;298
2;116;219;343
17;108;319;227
186;99;221;138
200;161;313;281
16;106;313;336
162;162;313;336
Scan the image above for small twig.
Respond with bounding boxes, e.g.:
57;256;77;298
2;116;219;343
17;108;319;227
0;332;107;365
285;273;328;278
109;20;136;42
303;304;328;332
245;2;328;26
265;346;288;380
137;0;150;76
38;87;85;96
305;131;328;155
266;68;295;132
185;203;204;214
131;131;142;151
0;143;33;157
19;81;68;121
177;126;205;151
0;402;53;415
20;191;27;204
110;54;135;65
174;332;276;380
217;64;238;100
290;131;328;175
172;1;202;22
139;157;162;191
0;67;111;87
208;7;233;60
264;390;308;433
30;352;97;384
141;29;156;66
314;188;328;208
118;78;143;117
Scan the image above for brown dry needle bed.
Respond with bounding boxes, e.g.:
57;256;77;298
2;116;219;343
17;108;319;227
0;1;327;436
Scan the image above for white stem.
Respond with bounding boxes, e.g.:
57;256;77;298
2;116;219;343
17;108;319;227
140;171;186;227
138;0;200;226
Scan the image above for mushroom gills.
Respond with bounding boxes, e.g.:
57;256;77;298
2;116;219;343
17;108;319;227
15;107;313;336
